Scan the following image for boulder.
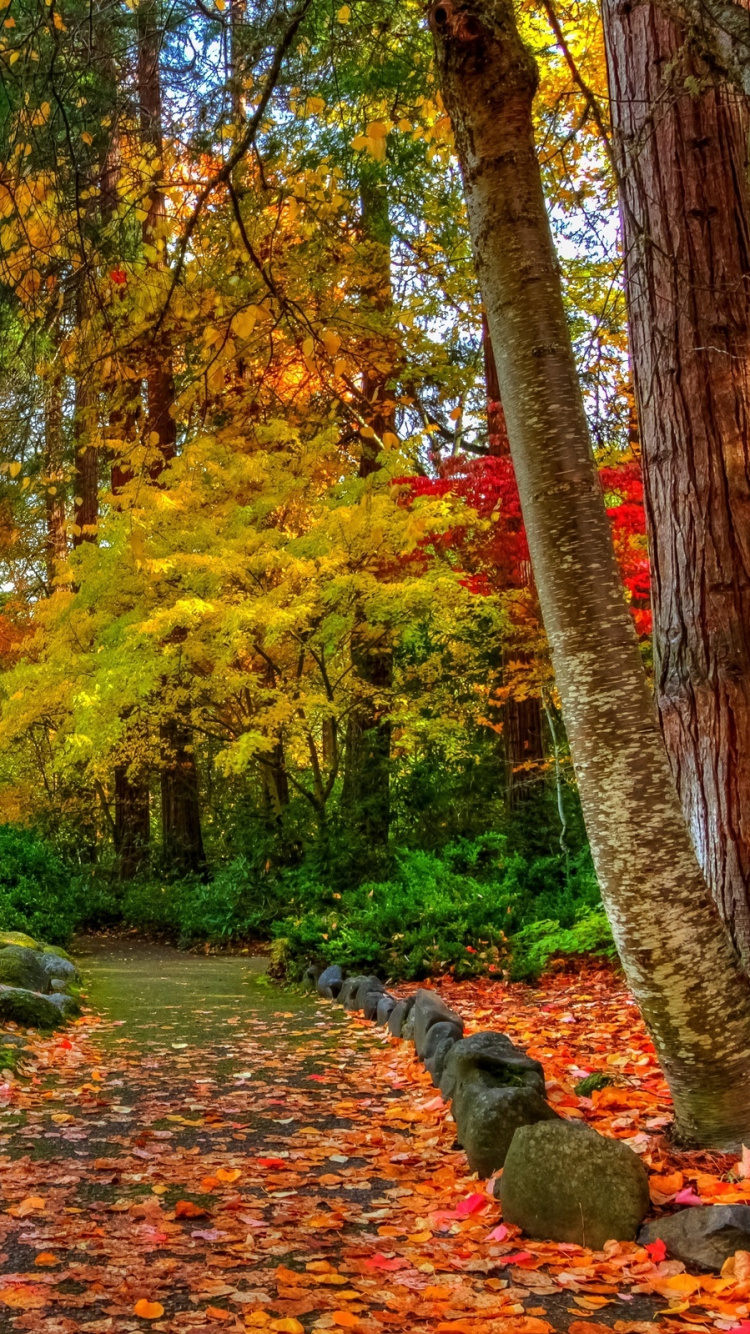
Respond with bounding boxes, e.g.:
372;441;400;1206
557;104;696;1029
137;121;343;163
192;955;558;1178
423;1021;462;1085
412;989;464;1057
363;989;388;1021
337;976;369;1008
0;986;67;1029
387;996;415;1038
0;947;51;994
354;976;385;1011
401;1003;418;1042
498;1120;650;1249
456;1083;560;1176
38;954;79;986
0;931;38;950
440;1030;545;1103
640;1205;750;1271
41;943;73;962
376;995;397;1026
302;965;320;992
47;991;80;1018
317;965;344;999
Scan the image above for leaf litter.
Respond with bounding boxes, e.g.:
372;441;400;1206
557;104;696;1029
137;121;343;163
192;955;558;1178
0;961;747;1334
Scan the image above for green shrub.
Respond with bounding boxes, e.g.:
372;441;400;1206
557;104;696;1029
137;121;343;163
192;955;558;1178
508;907;616;981
0;825;84;944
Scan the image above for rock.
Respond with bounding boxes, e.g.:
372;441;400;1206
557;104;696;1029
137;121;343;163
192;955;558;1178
387;995;415;1038
440;1030;546;1103
0;947;51;994
338;976;369;1009
363;989;388;1021
317;965;343;999
47;991;80;1018
41;944;73;962
0;931;38;950
0;986;67;1029
423;1021;462;1085
302;965;320;992
401;1003;418;1042
498;1120;650;1249
640;1205;750;1271
412;990;464;1057
38;954;79;985
376;994;397;1026
457;1083;560;1176
354;976;384;1011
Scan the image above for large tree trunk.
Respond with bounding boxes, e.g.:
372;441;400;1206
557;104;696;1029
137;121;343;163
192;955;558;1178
138;0;203;867
602;0;750;972
431;0;750;1147
115;764;150;879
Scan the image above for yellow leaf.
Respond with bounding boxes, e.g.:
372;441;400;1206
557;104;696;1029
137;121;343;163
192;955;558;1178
215;0;226;8
245;1315;270;1328
367;120;389;138
301;337;315;359
133;1300;165;1319
232;307;257;339
216;1167;241;1183
382;431;399;448
269;1321;305;1334
8;461;21;478
52;11;65;28
322;330;341;357
397;118;412;132
304;96;326;115
336;4;350;19
81;131;93;145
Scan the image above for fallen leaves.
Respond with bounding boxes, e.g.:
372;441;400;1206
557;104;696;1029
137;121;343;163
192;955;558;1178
133;1298;165;1318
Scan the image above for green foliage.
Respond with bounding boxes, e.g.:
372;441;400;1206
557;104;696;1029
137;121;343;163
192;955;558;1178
508;907;616;982
0;825;86;945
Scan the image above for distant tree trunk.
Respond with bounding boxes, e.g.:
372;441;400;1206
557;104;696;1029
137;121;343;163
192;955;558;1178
603;0;750;971
161;721;206;874
431;0;750;1148
343;170;394;850
72;340;98;547
43;367;67;586
139;0;204;868
483;318;545;806
114;764;150;879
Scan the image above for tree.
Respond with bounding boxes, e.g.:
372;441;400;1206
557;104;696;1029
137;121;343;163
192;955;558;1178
430;0;750;1146
603;0;750;969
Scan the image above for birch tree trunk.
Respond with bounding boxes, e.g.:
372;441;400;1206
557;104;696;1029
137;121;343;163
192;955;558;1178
430;0;750;1147
602;0;750;973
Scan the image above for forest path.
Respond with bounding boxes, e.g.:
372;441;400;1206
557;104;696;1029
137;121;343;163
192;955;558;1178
0;942;660;1334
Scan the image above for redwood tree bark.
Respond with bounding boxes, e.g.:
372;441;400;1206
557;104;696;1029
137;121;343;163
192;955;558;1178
431;0;750;1147
602;0;750;970
115;763;150;879
43;368;67;586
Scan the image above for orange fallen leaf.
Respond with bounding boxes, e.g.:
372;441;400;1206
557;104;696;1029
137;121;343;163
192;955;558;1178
649;1171;684;1195
569;1324;614;1334
11;1195;45;1216
205;1306;233;1320
34;1253;59;1266
331;1313;360;1329
175;1199;208;1218
133;1299;165;1319
269;1320;305;1334
0;1286;48;1309
245;1315;270;1328
200;1176;220;1191
216;1167;241;1183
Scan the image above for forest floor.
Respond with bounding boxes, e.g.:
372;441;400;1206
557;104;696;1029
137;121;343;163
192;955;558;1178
0;944;747;1334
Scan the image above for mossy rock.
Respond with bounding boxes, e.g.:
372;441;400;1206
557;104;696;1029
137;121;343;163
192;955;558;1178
40;944;73;962
0;931;39;951
0;987;66;1029
0;947;50;993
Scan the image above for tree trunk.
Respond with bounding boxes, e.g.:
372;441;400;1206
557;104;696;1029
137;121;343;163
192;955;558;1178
43;368;67;586
431;0;750;1147
72;355;98;547
343;170;394;849
602;0;750;972
161;721;206;874
114;764;150;879
483;317;545;804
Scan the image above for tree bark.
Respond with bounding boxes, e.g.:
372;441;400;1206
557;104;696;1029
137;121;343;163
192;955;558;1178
160;721;206;875
603;0;750;970
114;764;150;879
431;0;750;1147
43;367;67;586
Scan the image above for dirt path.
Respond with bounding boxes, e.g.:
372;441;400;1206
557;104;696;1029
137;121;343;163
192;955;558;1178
0;943;663;1334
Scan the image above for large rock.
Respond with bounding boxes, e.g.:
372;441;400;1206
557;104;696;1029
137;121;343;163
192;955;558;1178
498;1120;650;1249
0;947;51;994
0;932;39;950
376;995;397;1026
387;995;415;1038
363;988;388;1021
0;986;67;1029
337;976;369;1008
457;1083;560;1176
440;1030;546;1103
412;990;464;1057
47;991;80;1018
302;965;320;992
354;976;384;1011
38;954;79;986
317;965;343;999
423;1021;462;1086
640;1206;750;1271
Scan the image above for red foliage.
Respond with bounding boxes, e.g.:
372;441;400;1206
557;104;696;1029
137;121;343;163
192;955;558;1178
396;452;651;636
